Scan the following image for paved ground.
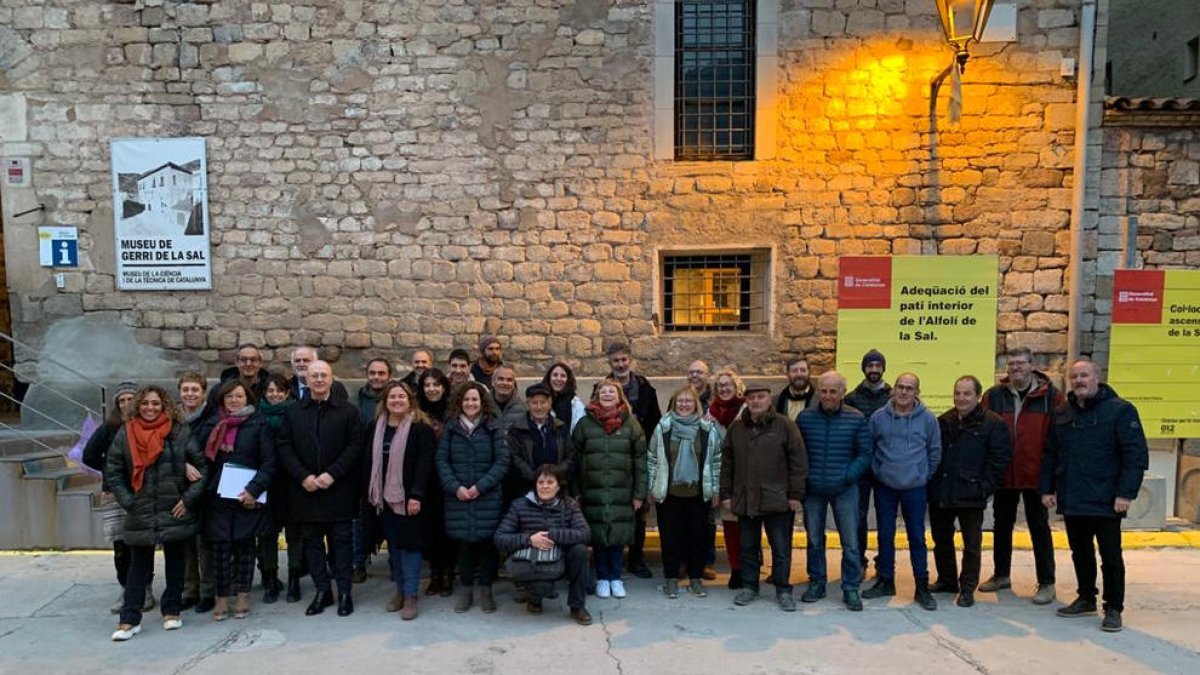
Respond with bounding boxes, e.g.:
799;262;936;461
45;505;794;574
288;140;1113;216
1;548;1197;675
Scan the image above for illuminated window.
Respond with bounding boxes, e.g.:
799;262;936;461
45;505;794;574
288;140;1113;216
675;1;756;160
661;250;769;332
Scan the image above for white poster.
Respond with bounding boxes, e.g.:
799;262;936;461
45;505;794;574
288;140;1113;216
110;138;212;290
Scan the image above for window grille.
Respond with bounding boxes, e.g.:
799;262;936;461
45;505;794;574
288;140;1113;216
675;1;756;160
661;250;769;332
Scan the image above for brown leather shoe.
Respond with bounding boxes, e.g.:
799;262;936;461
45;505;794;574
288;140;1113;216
401;596;418;621
570;607;593;626
385;591;404;613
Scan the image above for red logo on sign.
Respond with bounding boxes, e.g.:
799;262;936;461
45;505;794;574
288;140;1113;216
839;257;892;309
1112;269;1165;324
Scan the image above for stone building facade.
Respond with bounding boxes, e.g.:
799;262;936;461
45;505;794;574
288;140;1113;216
0;0;1183;387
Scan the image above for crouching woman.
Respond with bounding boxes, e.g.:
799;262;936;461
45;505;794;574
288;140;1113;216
494;464;593;626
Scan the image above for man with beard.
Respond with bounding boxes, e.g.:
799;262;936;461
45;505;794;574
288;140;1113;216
448;349;473;390
686;360;713;412
211;344;272;407
843;349;890;580
351;357;392;583
471;335;504;390
775;356;816;419
400;349;433;389
602;341;662;579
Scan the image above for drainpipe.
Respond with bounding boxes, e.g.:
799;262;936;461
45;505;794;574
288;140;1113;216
1067;0;1096;364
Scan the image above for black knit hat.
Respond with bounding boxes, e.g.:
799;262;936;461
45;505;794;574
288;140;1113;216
861;349;886;373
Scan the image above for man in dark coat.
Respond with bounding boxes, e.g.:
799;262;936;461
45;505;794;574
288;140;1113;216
720;382;808;612
796;371;871;611
400;348;433;389
1040;359;1148;633
351;357;392;583
471;335;504;390
843;348;890;581
775;356;816;419
981;346;1063;604
276;360;364;617
507;383;575;496
289;345;349;403
930;375;1012;609
209;344;272;409
603;341;662;579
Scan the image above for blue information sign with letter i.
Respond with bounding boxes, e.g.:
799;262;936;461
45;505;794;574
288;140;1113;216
52;239;78;267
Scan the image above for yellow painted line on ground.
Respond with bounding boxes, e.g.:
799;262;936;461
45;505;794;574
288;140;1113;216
3;530;1197;555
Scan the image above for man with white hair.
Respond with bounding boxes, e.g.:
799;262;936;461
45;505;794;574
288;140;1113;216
289;345;348;402
795;371;872;611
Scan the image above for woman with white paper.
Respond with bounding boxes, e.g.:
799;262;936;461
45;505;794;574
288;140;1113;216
194;380;276;621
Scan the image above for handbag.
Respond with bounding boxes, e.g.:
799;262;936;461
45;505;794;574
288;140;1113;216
506;544;564;582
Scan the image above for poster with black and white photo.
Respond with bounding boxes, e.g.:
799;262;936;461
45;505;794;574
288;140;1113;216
111;137;212;290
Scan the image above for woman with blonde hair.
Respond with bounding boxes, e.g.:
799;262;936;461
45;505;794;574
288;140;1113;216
571;379;648;599
648;385;722;598
704;368;747;589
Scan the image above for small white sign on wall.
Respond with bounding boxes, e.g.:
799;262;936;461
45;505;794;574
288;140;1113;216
38;226;78;267
4;157;31;188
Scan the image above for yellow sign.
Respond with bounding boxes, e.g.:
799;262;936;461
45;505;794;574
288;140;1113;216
1109;269;1200;438
836;256;999;412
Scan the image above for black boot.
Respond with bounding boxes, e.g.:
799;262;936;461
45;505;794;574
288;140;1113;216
286;574;302;604
727;569;743;590
305;590;334;616
337;592;354;617
262;574;282;604
862;577;896;599
914;578;938;611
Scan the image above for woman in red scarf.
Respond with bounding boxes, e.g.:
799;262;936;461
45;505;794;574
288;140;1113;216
196;381;275;621
105;386;207;642
704;369;747;589
364;382;436;620
570;379;648;599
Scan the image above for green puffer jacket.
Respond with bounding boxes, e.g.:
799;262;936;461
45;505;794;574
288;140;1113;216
105;422;207;547
570;411;648;548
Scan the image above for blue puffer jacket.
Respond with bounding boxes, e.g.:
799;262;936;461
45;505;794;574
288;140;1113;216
1039;384;1149;518
796;404;872;497
436;417;511;542
869;399;942;491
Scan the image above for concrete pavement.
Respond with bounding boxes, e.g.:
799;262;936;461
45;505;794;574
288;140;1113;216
0;548;1197;675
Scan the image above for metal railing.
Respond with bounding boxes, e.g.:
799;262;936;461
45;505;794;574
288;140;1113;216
0;330;108;460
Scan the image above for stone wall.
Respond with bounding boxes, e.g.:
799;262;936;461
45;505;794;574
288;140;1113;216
0;0;1091;382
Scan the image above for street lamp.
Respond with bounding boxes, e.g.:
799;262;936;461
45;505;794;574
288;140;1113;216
931;0;996;123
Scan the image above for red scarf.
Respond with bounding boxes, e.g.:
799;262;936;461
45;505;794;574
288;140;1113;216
708;395;744;427
586;401;629;434
126;415;173;493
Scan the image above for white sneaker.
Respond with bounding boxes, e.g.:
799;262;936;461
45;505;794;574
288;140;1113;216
611;580;626;598
111;624;141;641
595;580;611;598
163;616;183;631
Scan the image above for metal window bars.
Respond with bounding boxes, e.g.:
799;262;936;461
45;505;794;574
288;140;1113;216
662;251;768;332
675;0;757;160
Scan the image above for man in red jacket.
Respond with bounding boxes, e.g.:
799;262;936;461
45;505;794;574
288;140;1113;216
980;347;1063;605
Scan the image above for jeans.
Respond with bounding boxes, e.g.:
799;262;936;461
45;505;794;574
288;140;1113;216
929;505;984;591
120;539;187;626
991;488;1056;584
803;485;862;591
1064;516;1125;612
738;511;795;593
526;543;589;610
302;521;353;595
113;540;133;588
593;544;624;582
856;470;875;570
874;483;929;582
352;516;370;569
457;540;499;586
379;510;423;596
657;495;708;580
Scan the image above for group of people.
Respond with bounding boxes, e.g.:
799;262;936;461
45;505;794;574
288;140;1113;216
82;336;1150;642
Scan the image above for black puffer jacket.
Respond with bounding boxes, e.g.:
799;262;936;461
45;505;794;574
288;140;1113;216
437;417;510;543
931;406;1012;509
105;422;207;547
193;411;277;542
276;395;364;523
494;493;591;554
1039;384;1149;518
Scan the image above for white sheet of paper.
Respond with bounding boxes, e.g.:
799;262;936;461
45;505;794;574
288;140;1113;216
216;463;267;503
